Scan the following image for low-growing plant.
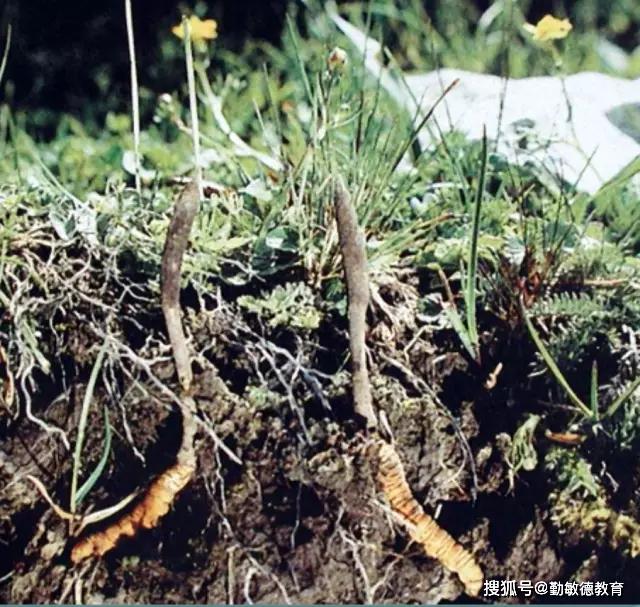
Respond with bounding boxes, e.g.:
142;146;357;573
238;282;322;329
523;301;640;424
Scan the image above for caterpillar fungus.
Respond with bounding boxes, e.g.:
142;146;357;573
377;440;483;596
72;182;199;562
71;392;197;562
332;180;482;594
71;460;195;562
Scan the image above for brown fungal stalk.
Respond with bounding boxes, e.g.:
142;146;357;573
333;180;377;430
71;183;199;562
161;182;199;393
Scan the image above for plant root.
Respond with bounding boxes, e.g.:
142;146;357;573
0;344;15;411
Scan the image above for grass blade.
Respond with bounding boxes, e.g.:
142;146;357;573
390;78;458;173
465;128;488;360
286;14;313;104
603;375;640;420
522;304;592;418
75;405;112;506
70;339;108;513
0;26;11;87
443;302;476;361
183;15;203;199
594;156;640;202
590;360;599;421
124;0;142;196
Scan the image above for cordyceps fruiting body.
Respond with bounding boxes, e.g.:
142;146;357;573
72;182;200;563
377;440;483;596
333;180;377;430
333;179;483;595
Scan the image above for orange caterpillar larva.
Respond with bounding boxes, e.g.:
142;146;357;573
71;461;194;562
377;440;483;596
544;429;585;445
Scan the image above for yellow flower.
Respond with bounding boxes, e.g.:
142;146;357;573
523;14;572;41
327;47;348;71
172;15;218;42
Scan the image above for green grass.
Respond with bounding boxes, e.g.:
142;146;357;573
1;0;639;516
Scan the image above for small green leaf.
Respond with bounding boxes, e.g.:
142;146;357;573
49;208;76;241
75;405;112;506
511;414;540;474
603;375;640;420
241;179;273;202
443;302;476;361
262;226;298;252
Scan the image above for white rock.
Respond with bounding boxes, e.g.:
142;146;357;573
332;13;640;194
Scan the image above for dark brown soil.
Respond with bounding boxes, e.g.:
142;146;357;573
1;237;638;605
